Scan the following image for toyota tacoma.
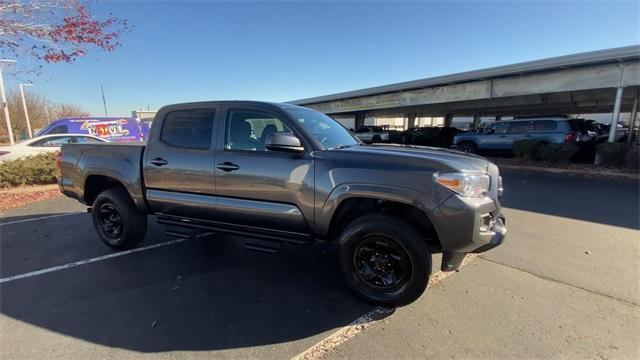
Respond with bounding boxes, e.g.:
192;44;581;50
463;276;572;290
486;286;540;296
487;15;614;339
58;101;506;306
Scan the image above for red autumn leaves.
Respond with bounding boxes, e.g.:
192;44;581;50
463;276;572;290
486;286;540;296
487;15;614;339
0;0;129;65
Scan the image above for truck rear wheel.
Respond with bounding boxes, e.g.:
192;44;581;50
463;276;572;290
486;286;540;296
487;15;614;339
338;214;431;306
92;187;147;250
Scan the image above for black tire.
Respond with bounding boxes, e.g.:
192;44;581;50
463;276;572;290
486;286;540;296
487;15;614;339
458;141;478;153
372;135;382;143
92;187;147;250
338;214;431;306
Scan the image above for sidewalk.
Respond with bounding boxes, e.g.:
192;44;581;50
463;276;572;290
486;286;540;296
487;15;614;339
328;258;640;359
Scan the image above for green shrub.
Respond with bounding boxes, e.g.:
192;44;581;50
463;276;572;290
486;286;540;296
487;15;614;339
595;142;629;167
513;139;544;160
539;143;579;164
0;153;59;188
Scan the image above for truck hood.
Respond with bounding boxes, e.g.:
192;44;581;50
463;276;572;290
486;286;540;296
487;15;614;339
338;143;489;172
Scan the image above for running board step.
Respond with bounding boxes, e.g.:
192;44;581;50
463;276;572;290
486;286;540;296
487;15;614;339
244;243;279;254
156;214;313;246
165;230;194;239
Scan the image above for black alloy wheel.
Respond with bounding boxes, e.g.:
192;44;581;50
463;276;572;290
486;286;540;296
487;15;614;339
92;187;147;250
353;236;412;291
98;203;123;239
338;214;431;306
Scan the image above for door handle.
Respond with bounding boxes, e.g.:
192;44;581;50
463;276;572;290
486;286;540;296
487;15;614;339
150;158;168;166
217;161;240;172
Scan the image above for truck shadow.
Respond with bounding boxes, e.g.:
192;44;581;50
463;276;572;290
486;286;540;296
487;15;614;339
0;221;380;353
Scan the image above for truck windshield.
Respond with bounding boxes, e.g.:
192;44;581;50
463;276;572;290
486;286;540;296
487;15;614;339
284;107;359;150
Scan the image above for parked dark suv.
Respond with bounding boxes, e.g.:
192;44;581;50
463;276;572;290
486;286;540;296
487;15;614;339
453;117;586;153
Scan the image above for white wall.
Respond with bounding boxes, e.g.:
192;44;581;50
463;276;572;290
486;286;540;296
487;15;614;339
334;117;355;129
364;116;444;130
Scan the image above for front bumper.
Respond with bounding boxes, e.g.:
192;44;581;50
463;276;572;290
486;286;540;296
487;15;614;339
470;216;506;253
429;194;507;271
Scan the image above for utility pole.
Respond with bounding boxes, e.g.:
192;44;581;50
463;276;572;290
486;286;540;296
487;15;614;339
0;59;17;146
19;83;34;138
101;85;108;116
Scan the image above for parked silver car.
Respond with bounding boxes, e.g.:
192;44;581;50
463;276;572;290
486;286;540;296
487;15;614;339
354;126;390;143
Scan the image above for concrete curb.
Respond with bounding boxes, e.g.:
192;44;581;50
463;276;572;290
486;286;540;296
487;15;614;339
495;164;639;181
0;184;59;194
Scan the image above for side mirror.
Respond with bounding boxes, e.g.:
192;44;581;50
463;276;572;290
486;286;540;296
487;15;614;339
265;132;305;154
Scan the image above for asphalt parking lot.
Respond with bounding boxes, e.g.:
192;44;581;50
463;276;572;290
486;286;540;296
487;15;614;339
1;170;639;359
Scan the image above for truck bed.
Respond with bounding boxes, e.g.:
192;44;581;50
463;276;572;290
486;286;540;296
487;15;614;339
58;142;148;211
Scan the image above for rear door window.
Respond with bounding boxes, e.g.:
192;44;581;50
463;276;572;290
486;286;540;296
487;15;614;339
160;109;215;150
508;121;534;133
491;122;509;134
533;120;557;131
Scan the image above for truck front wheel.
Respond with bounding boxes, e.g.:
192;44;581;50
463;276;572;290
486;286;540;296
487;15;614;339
92;187;147;250
338;214;431;306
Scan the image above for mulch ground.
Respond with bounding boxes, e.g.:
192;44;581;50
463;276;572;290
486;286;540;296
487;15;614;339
0;185;61;212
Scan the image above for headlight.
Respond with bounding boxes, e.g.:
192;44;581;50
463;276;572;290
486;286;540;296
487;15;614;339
433;171;490;198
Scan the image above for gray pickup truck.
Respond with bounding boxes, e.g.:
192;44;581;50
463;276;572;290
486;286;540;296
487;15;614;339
59;101;506;306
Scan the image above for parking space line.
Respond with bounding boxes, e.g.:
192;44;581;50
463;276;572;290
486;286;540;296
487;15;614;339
291;254;478;360
0;213;82;226
0;237;189;284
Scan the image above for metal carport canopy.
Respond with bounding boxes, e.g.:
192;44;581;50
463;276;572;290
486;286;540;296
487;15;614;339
289;45;640;117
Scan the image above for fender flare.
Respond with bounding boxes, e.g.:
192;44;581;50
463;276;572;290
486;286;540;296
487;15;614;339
82;168;147;212
316;183;435;237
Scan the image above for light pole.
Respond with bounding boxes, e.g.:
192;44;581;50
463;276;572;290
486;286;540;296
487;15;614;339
19;83;34;138
0;59;17;145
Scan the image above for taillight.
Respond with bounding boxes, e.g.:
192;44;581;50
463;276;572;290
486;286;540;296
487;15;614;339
564;132;576;142
55;150;63;170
